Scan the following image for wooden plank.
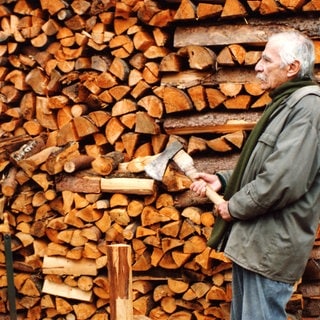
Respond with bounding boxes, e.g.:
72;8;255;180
42;279;93;302
42;256;98;276
174;16;320;47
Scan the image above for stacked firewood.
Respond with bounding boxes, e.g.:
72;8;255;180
298;239;320;319
0;0;320;319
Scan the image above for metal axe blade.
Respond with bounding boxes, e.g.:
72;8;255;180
145;140;225;207
144;140;184;180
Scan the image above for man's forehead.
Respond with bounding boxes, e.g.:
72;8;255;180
263;41;281;57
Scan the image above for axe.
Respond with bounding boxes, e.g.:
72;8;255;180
145;140;224;205
144;140;230;251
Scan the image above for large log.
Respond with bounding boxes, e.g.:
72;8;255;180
161;67;320;89
163;110;261;135
174;15;320;47
107;244;133;320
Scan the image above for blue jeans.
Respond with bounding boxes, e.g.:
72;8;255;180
231;263;294;320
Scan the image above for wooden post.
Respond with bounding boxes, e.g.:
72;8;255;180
107;244;133;320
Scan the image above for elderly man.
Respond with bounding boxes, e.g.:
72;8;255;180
190;31;320;319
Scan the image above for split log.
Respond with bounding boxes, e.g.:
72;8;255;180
91;151;124;176
177;45;216;70
154;86;193;113
118;154;160;173
1;166;18;196
197;3;223;19
174;0;197;20
107;244;133;320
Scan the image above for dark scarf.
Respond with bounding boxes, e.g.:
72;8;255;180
207;78;317;250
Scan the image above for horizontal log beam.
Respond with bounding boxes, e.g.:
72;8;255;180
161;68;320;89
164;110;261;135
174;15;320;47
161;68;258;89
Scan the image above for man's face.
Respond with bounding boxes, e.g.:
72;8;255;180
255;40;291;91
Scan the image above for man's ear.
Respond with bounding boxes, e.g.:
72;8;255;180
287;60;301;77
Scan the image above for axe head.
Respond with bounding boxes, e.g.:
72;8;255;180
145;140;184;181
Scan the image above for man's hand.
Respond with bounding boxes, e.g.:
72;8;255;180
190;173;233;222
215;201;233;222
190;173;222;196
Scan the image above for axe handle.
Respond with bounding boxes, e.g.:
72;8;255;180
173;150;225;206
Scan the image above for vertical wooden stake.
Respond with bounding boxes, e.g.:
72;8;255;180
107;244;133;320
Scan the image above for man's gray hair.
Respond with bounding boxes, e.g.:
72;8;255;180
268;31;315;79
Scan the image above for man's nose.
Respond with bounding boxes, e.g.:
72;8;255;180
255;60;263;72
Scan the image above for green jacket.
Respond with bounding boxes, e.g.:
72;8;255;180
219;86;320;284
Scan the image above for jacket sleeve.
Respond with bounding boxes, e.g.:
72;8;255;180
228;95;320;220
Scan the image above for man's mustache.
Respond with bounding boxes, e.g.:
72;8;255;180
256;73;267;82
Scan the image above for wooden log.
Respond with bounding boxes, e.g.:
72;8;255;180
100;177;156;195
197;3;223;19
10;134;47;164
221;0;247;18
177;45;216;70
55;172;101;193
63;155;95;173
163;110;261;135
300;297;320;317
105;117;126;145
118;154;160;173
42;256;97;276
142;62;160;84
137;95;164;119
73;116;99;138
135;111;161;135
187;85;207;111
223;94;252;110
154;86;193;114
174;16;320;47
160;68;259;89
17;146;60;177
45;142;80;175
107;244;133;320
159;52;184;72
298;281;320;297
174;0;196;20
1;166;18;197
91;151;124;176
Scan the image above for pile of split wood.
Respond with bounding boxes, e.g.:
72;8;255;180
0;0;319;319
